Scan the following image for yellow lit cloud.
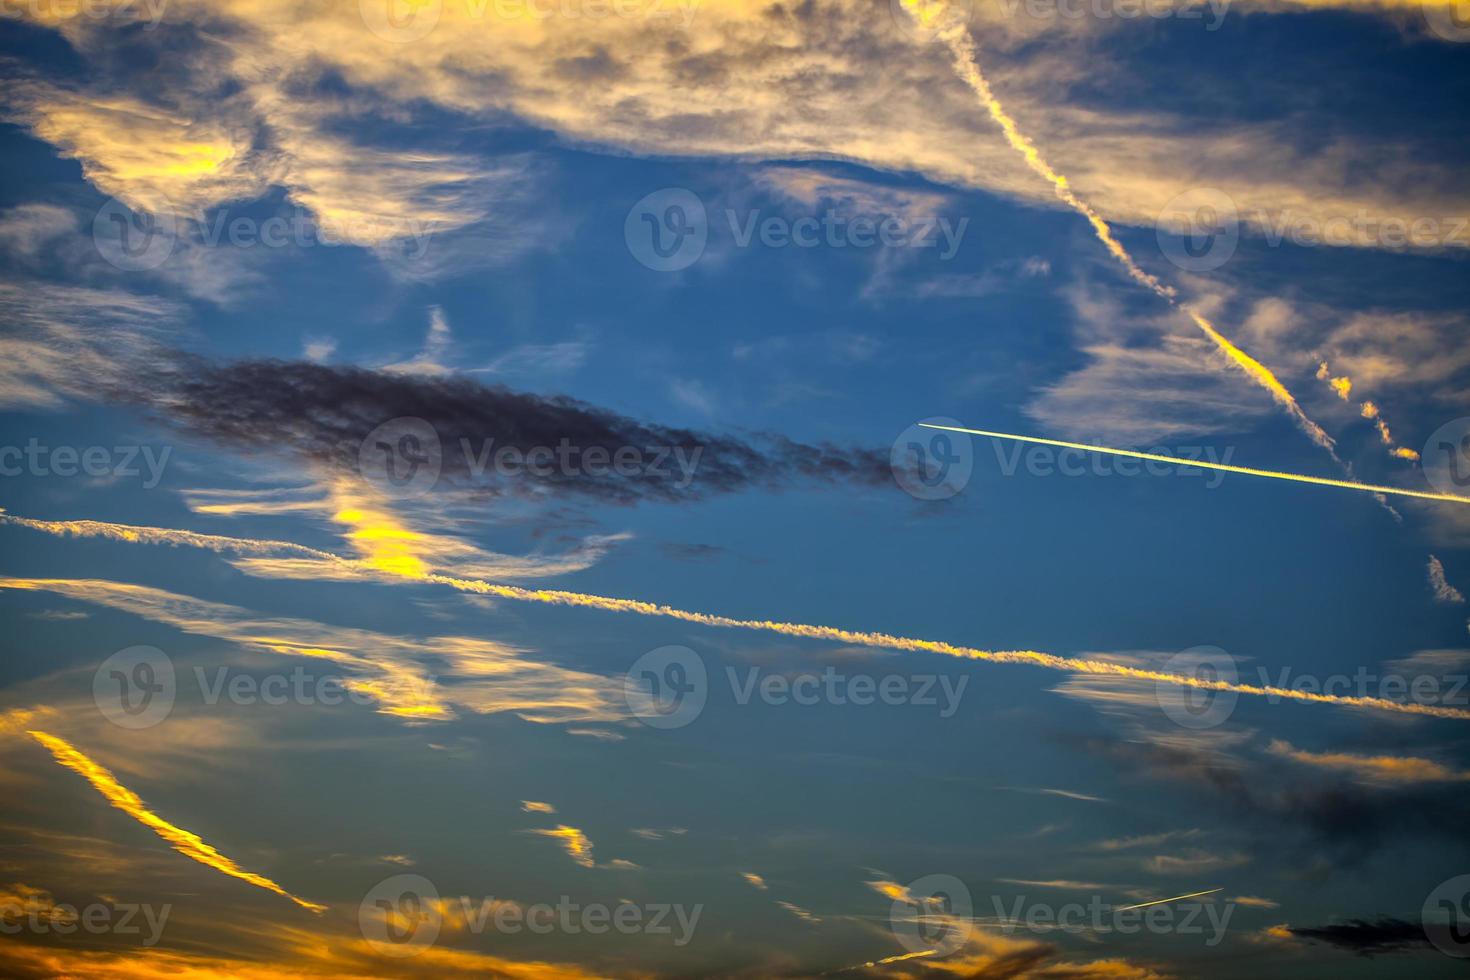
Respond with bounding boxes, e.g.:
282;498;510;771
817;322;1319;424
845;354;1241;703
0;576;623;724
26;730;325;912
1267;739;1470;784
527;825;595;869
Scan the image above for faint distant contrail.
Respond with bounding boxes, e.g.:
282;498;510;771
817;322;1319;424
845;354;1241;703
919;423;1469;505
901;0;1337;455
7;512;1469;719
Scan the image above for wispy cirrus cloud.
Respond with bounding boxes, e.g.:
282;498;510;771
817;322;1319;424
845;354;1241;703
1267;739;1470;786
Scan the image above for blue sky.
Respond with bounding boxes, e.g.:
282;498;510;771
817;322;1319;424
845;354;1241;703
1;1;1469;977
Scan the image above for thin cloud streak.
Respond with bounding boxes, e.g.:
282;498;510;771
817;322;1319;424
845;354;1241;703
25;731;325;912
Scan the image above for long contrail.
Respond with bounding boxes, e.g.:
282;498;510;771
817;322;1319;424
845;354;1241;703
903;0;1337;455
1113;888;1222;913
6;512;1468;720
27;731;326;912
920;423;1470;505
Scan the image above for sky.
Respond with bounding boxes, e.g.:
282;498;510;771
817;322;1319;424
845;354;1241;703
0;0;1469;976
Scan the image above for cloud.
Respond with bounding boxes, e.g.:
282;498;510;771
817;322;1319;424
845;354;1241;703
856;930;1170;978
0;281;180;409
0;576;625;724
1094;830;1201;851
996;879;1112;890
527;825;595;869
521;800;556;814
25;730;325;912
1266;739;1470;786
7;85;271;217
0;203;75;261
631;827;685;840
0;921;607;979
384;306;456;377
1428;555;1465;604
776;900;821;924
742;872;769;890
154;358;898;505
12;506;1470;721
1284;917;1434;957
0;883;77;926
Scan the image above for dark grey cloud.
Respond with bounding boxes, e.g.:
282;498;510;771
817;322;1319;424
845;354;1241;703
147;357;900;504
1286;917;1434;958
1066;734;1470;861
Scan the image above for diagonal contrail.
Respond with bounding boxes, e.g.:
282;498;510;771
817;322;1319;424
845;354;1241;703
903;0;1338;456
27;731;326;912
1113;887;1222;912
920;423;1470;505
